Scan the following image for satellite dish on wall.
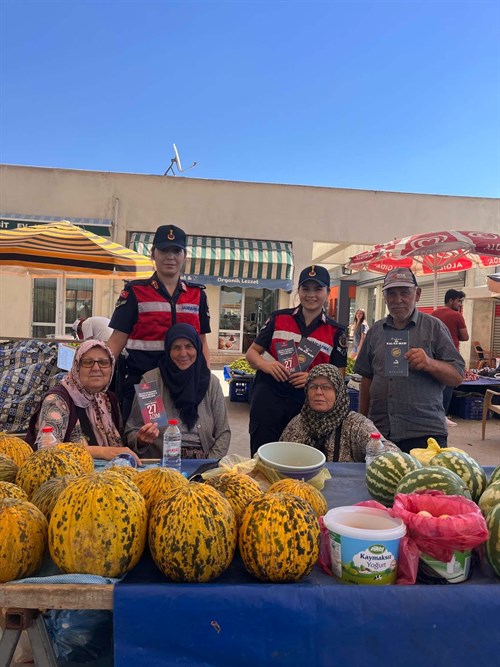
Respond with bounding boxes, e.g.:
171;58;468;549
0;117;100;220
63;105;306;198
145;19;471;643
164;144;197;176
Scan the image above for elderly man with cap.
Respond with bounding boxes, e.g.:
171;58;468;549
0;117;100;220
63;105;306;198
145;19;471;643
354;267;464;453
108;225;210;421
246;264;347;456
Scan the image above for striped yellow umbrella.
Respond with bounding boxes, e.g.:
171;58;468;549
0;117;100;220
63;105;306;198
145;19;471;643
0;220;153;278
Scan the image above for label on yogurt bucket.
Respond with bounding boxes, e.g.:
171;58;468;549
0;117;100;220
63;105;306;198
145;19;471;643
329;531;400;585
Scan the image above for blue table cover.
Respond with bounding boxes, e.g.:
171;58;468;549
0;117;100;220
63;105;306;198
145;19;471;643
113;462;499;667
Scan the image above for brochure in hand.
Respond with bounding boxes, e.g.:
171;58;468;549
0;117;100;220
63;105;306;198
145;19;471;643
296;337;322;372
134;380;167;428
384;330;409;377
275;340;300;373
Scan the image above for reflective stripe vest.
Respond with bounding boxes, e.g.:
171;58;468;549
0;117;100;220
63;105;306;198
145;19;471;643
126;283;202;352
270;313;335;367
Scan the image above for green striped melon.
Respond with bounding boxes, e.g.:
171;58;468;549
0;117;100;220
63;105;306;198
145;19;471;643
485;503;500;577
396;466;471;498
366;452;422;506
478;481;500;517
489;465;500;486
429;451;487;502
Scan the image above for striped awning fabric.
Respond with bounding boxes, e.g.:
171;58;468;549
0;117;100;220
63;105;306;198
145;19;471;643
130;233;294;290
0;221;153;278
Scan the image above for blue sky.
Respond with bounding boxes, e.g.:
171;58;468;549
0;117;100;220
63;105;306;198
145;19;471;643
1;1;499;197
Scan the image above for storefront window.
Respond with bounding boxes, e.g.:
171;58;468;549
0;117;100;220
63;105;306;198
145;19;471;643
32;278;94;338
218;287;242;351
218;287;278;353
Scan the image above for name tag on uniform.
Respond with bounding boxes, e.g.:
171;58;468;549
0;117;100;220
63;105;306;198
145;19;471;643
384;331;409;377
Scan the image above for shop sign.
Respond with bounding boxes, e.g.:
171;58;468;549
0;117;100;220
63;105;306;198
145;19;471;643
181;273;293;291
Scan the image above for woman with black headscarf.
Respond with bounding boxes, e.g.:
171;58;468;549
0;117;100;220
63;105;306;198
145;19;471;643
124;324;230;459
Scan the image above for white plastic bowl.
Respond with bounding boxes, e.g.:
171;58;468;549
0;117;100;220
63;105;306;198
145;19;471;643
257;442;326;480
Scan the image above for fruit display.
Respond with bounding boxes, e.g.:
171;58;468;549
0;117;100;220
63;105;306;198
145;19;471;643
366;451;422;506
16;448;85;499
49;473;147;577
0;481;28;501
0;433;33;467
205;472;262;526
267;478;327;518
31;475;75;523
396;466;471;498
134;467;188;513
0;454;19;483
429;451;487;502
0;498;47;582
489;465;500;486
149;483;237;583
229;358;255;375
239;492;320;582
103;465;139;481
485;504;500;576
478;481;500;517
56;442;94;473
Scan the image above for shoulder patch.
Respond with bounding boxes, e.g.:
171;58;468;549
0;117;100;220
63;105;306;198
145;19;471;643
338;333;348;348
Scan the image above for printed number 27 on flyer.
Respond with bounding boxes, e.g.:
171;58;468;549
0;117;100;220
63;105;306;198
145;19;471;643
134;381;168;428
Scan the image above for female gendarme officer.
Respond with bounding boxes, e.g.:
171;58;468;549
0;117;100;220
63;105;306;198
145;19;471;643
246;265;347;456
108;225;210;421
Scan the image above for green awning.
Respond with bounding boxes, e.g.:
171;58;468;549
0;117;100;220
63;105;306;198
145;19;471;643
129;233;294;290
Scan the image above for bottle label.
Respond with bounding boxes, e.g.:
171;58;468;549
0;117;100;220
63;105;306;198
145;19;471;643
167;442;181;458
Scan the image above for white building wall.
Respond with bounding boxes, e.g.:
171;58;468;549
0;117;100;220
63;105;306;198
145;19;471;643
1;164;499;357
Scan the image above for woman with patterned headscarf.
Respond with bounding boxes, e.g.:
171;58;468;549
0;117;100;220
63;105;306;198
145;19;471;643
280;364;399;462
27;340;145;463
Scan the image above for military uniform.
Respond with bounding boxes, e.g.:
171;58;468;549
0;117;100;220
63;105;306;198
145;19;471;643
249;306;347;455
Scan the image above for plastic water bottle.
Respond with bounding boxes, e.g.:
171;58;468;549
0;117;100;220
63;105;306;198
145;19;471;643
365;432;384;467
104;453;138;469
35;426;58;449
162;419;182;472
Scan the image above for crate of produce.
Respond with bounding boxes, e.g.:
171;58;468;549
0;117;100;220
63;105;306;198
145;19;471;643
347;387;359;412
449;393;488;420
229;377;254;403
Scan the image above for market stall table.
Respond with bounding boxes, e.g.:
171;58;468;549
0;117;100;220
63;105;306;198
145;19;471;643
0;462;498;667
114;462;499;667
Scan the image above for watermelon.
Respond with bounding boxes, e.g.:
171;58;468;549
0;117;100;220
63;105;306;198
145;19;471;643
366;452;422;506
489;465;500;486
485;504;500;577
430;451;487;502
479;481;500;517
395;466;472;499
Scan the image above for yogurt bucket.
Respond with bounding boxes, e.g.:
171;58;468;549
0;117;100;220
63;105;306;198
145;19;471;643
323;506;406;585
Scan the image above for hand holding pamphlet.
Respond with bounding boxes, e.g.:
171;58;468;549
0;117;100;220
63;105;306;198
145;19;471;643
296;337;322;372
275;341;300;373
384;330;409;377
134;381;167;428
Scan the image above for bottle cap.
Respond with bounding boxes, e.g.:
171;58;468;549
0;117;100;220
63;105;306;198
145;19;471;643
168;419;179;425
370;432;381;439
42;426;54;433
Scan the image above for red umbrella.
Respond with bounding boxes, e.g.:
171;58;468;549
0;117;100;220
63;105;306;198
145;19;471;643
346;231;500;307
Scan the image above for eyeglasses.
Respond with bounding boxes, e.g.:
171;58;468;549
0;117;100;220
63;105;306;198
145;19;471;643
80;358;112;368
308;383;335;393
